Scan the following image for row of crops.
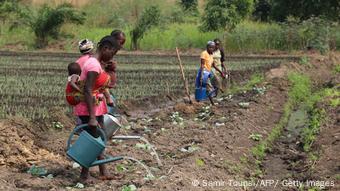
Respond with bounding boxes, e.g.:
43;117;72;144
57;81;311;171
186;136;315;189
0;52;297;120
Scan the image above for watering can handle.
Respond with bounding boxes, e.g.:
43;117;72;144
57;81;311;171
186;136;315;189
66;124;107;150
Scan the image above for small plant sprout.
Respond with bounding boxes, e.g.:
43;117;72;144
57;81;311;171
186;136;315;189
238;102;250;108
197;106;212;121
52;121;63;129
180;145;200;153
253;86;266;95
195;158;205;167
27;165;48;176
135;143;152;150
121;184;137;191
144;173;156;181
299;56;310;65
170;111;184;126
249;133;263;141
115;164;127;172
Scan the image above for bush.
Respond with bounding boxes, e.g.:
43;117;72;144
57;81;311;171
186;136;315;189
201;0;254;31
20;3;85;48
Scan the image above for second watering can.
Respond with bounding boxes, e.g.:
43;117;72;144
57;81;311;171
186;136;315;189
102;113;122;139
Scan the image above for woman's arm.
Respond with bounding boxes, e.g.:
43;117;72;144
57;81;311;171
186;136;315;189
220;48;225;63
103;88;114;106
221;62;227;73
84;71;98;128
200;59;205;84
212;62;225;78
200;59;205;70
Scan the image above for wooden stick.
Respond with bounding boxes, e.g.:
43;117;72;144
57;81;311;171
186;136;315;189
175;47;192;104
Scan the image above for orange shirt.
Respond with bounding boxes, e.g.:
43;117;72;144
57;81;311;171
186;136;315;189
200;50;213;71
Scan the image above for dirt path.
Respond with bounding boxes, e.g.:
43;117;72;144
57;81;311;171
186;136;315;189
260;108;311;191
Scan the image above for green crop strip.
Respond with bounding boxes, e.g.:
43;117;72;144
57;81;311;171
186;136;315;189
250;73;312;175
251;71;339;177
227;73;265;95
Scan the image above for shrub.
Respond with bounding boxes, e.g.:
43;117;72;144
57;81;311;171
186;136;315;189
20;3;85;48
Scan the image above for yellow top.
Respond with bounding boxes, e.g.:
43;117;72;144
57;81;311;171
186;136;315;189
200;50;213;71
213;49;222;67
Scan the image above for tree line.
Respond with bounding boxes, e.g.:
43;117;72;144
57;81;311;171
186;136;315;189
1;0;339;50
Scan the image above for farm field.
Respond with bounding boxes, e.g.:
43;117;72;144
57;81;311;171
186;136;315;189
1;0;339;190
0;51;294;121
0;51;339;191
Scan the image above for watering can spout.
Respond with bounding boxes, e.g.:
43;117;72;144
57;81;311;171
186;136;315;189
90;156;124;167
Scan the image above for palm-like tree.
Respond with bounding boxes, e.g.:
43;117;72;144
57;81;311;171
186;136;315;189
20;3;85;48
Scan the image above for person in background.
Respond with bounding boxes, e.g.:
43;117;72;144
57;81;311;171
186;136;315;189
212;38;227;94
76;39;94;68
74;35;121;183
103;30;125;89
197;41;225;104
110;29;126;48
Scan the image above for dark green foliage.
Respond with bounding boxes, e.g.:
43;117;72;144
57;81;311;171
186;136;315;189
200;0;254;31
130;5;161;50
0;0;21;23
179;0;198;13
253;0;271;21
282;17;331;54
270;0;340;22
20;3;85;48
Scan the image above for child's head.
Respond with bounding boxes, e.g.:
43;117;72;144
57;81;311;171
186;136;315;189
110;29;126;47
78;39;94;55
97;35;121;62
68;62;81;76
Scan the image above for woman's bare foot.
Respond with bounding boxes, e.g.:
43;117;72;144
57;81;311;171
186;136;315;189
98;173;124;180
79;175;98;185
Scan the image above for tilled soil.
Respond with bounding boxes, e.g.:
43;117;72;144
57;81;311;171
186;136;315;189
0;77;288;191
0;54;338;191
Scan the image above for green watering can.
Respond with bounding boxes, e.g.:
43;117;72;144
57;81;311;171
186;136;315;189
66;124;123;168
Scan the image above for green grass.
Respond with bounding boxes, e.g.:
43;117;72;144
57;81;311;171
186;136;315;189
225;20;340;53
287;73;312;105
227;73;265;94
138;23;220;50
334;64;340;74
251;73;310;160
63;23;219;51
2;23;219;51
302;108;325;152
251;72;338;178
302;87;339;152
335;174;340;180
225;21;285;53
0;25;35;50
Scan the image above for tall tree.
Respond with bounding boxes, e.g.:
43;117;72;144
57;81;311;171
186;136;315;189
130;5;161;50
201;0;254;31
